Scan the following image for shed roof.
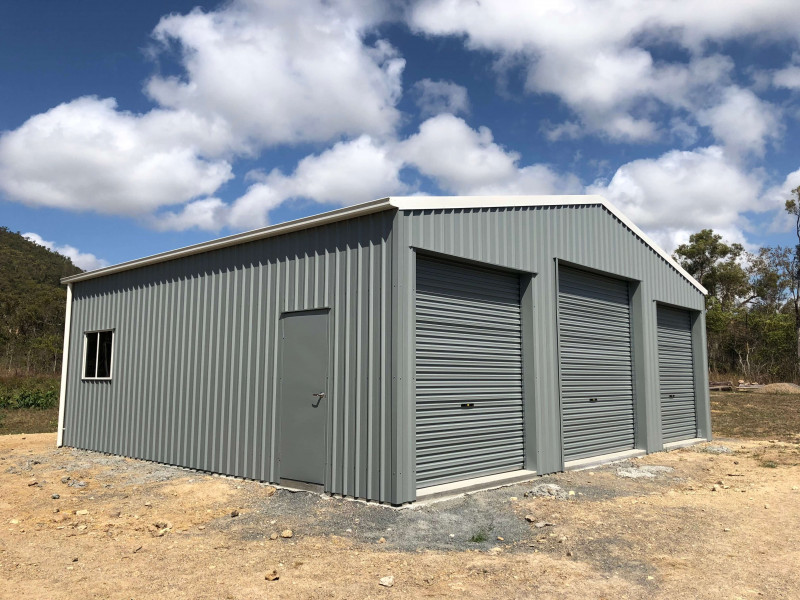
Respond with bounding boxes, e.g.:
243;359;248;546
61;195;706;294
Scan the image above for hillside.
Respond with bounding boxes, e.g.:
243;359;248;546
0;227;82;374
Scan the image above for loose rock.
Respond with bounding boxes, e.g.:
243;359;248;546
535;522;553;528
51;494;60;500
265;570;279;581
528;483;568;500
231;510;239;518
525;515;536;522
269;532;279;540
280;529;293;538
75;509;89;516
379;576;394;588
617;465;674;479
700;445;732;454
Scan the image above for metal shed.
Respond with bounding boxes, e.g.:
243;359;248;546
57;196;711;505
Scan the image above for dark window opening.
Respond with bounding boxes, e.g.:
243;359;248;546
84;330;113;379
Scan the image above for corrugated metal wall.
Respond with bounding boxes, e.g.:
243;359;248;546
558;266;635;461
415;256;524;487
63;211;397;503
63;203;709;505
397;204;707;482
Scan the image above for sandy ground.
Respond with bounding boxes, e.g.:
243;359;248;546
1;434;799;599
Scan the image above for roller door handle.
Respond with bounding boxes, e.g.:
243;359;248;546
589;397;599;403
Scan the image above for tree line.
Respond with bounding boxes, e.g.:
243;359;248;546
674;187;800;383
0;227;81;374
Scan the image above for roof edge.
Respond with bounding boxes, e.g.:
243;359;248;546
389;195;706;295
62;194;706;295
61;197;393;284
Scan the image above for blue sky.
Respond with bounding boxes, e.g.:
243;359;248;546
1;0;799;270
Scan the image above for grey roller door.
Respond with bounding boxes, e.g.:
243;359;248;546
657;306;697;442
415;256;524;488
558;266;635;461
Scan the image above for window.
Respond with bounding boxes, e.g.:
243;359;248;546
83;330;114;379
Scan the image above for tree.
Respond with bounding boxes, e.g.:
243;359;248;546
674;229;749;309
785;186;800;371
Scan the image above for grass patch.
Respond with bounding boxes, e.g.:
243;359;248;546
761;460;778;468
469;530;489;543
0;375;60;409
711;391;800;442
0;406;59;435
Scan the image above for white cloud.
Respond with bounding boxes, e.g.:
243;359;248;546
412;79;470;117
774;64;800;90
157;115;583;230
227;135;407;229
0;0;405;224
407;1;800;142
0;97;233;216
147;0;404;149
399;114;581;195
159;135;408;231
152;197;230;232
696;87;781;156
22;232;108;271
761;167;800;233
588;146;763;251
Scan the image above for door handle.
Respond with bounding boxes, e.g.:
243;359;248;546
312;392;325;407
313;392;326;398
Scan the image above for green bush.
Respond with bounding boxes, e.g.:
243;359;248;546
0;376;60;410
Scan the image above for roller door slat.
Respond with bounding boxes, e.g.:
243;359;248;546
416;256;524;488
657;306;697;442
558;266;635;460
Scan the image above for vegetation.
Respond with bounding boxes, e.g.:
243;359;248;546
0;227;81;374
0;406;59;435
711;391;800;443
0;375;60;409
674;189;800;383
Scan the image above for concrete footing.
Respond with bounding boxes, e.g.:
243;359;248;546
415;469;538;504
564;448;647;471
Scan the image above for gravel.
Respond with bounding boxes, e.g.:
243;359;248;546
699;445;732;454
616;466;674;479
527;483;569;500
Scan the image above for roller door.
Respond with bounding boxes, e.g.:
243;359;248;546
657;306;697;442
415;256;524;488
558;266;635;461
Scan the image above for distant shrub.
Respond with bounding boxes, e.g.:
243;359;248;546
0;376;59;410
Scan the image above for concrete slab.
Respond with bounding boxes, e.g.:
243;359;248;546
663;437;706;451
564;448;647;471
415;469;538;505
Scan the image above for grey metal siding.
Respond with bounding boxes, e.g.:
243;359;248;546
63;211;396;503
62;202;710;505
397;205;705;477
657;305;697;442
558;266;635;460
415;256;524;487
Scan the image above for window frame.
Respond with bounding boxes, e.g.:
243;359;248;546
81;329;115;381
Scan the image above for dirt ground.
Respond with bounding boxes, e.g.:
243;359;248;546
1;434;799;599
